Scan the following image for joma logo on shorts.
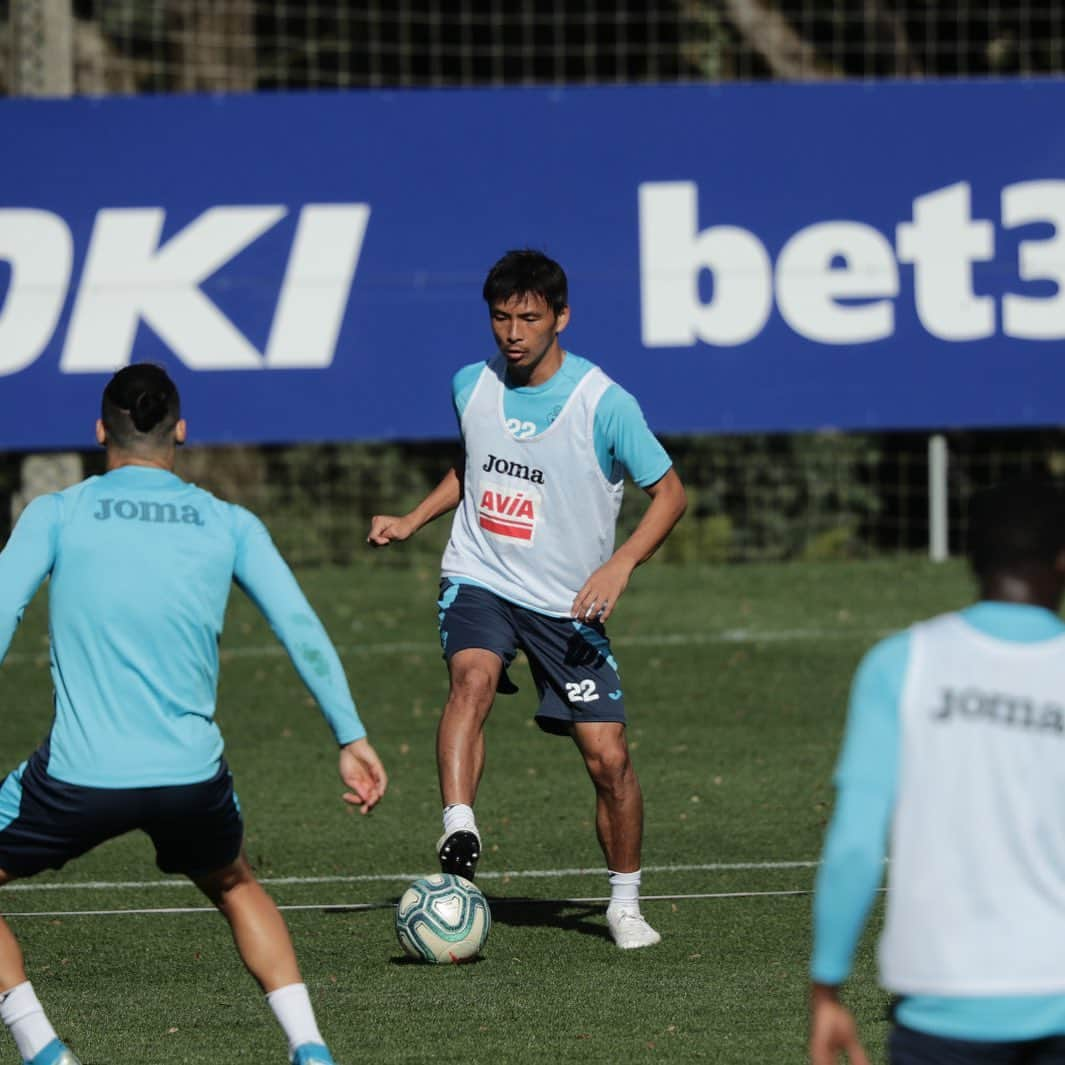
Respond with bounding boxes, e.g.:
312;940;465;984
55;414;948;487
481;454;545;484
94;498;205;526
932;686;1065;735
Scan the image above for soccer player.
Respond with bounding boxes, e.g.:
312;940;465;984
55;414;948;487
0;365;388;1065
367;249;686;950
809;479;1065;1065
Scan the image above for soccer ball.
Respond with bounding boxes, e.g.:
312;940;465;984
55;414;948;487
395;873;491;964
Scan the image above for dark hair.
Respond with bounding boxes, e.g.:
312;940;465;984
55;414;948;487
101;363;181;449
968;479;1065;577
482;249;568;316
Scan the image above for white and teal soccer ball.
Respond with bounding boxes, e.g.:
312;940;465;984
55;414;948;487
395;873;491;964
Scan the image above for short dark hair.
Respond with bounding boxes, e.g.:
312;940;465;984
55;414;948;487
968;479;1065;577
101;363;181;450
482;249;568;316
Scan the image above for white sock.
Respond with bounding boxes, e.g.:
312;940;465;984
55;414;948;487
442;803;478;839
266;983;324;1057
0;982;59;1061
607;869;642;914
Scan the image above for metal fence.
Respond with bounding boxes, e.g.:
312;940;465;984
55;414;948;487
1;1;1062;563
4;2;1065;95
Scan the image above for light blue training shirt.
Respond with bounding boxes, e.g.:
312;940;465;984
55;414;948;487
811;600;1065;1041
0;466;364;790
452;352;672;488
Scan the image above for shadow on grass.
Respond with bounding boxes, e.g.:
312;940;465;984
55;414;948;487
320;893;613;948
388;951;489;966
483;896;611;942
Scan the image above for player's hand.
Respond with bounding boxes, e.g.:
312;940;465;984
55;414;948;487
809;985;870;1065
339;738;389;814
367;514;417;546
570;557;634;623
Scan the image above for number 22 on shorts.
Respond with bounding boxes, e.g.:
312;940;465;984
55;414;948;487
565;679;599;703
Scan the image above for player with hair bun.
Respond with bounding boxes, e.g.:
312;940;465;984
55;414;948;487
0;364;386;1065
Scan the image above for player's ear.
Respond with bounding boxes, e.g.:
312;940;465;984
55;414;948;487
1054;546;1065;577
555;305;571;334
95;419;107;447
174;418;188;446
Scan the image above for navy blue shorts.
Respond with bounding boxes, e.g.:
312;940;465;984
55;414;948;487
437;579;627;735
0;743;244;879
890;1024;1065;1065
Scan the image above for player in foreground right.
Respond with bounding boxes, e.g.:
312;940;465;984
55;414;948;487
0;364;387;1065
810;479;1065;1064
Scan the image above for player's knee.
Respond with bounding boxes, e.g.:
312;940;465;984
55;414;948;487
447;665;498;713
584;743;633;792
193;854;255;905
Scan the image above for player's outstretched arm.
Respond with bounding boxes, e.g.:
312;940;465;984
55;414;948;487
570;467;687;622
367;466;463;546
0;495;60;662
809;984;871;1065
339;737;388;814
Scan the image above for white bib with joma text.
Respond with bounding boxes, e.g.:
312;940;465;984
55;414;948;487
441;358;623;616
878;612;1065;995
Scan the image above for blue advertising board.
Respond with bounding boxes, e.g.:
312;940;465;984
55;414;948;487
1;80;1064;449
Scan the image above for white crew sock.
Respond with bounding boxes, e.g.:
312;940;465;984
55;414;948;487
266;983;325;1057
442;803;478;839
607;869;642;914
0;982;59;1062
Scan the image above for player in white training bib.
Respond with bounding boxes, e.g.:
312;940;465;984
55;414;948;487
810;479;1065;1065
368;249;687;950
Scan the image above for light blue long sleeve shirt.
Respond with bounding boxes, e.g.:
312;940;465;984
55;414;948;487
0;466;364;789
811;601;1065;1040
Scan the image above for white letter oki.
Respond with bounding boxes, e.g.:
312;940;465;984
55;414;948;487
639;181;772;347
265;204;370;368
0;209;73;376
61;206;286;372
897;182;995;341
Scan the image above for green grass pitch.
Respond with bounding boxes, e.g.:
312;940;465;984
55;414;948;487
0;556;976;1063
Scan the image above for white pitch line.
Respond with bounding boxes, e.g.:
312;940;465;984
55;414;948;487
1;627;888;667
2;888;829;920
0;860;821;894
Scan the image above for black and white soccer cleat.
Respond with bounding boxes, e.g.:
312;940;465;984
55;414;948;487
437;829;481;881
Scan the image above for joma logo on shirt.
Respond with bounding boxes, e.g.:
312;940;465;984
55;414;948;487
932;686;1065;735
94;498;205;526
481;454;545;484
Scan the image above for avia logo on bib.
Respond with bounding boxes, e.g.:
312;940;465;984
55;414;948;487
478;481;541;546
0;203;370;377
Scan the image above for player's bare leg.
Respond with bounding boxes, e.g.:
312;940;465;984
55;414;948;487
571;722;643;871
0;871;27;992
437;648;503;804
194;854;301;992
0;869;79;1065
194;854;336;1064
435;648;503;878
571;722;661;949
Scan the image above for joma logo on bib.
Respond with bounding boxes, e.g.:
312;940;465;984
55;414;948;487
931;685;1065;736
478;481;541;546
481;454;546;484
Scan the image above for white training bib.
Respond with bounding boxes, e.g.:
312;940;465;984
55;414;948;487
878;612;1065;995
441;358;624;616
